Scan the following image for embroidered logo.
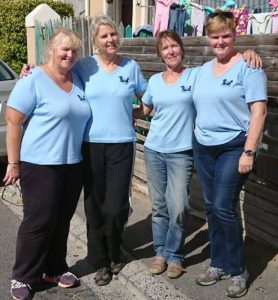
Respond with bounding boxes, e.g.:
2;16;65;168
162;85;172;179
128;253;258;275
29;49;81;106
77;95;86;102
221;79;233;86
119;76;129;84
181;85;192;92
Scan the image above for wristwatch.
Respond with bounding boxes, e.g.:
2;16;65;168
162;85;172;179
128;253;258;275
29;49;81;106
243;149;255;157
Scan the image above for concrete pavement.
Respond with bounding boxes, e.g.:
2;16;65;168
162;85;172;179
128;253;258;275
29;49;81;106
0;180;277;300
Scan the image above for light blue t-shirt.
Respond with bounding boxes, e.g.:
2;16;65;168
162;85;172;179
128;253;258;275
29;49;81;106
143;67;199;153
193;58;267;146
73;55;147;143
7;67;91;164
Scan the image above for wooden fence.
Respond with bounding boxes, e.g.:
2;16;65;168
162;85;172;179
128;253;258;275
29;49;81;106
117;34;278;249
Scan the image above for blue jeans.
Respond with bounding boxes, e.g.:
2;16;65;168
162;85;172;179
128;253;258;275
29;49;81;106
193;133;248;275
144;147;193;263
169;4;189;36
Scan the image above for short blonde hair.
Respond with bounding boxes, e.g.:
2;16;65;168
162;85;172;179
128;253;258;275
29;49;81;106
90;15;121;53
206;10;236;36
44;28;82;62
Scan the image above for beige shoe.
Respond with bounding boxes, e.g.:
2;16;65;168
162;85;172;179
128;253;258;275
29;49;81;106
167;263;184;279
148;257;167;275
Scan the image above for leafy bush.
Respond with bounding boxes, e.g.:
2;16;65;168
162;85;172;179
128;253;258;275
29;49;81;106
0;0;73;73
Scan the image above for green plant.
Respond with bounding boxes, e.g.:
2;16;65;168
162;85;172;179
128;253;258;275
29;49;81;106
0;0;73;73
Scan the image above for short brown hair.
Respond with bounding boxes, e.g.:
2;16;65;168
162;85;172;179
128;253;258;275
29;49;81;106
206;10;236;36
156;30;185;61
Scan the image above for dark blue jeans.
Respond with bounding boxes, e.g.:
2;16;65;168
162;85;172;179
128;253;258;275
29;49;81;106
193;132;248;276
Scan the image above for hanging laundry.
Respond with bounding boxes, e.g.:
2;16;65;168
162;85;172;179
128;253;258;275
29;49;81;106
266;0;277;33
269;0;278;9
272;11;278;33
169;3;190;36
179;0;192;35
250;12;273;34
189;2;206;36
233;5;249;35
154;0;178;36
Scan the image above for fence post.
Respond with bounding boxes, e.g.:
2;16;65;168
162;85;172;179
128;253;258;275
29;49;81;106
25;4;60;64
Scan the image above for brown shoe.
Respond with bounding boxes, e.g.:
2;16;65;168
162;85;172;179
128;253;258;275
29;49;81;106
167;263;184;279
148;257;167;275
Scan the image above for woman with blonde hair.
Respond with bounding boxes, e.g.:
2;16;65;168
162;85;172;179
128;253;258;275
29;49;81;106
193;10;267;298
5;28;91;300
73;15;147;286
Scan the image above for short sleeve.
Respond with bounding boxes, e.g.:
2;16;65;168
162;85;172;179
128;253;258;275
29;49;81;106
7;76;37;116
142;79;153;105
244;68;267;103
133;60;147;94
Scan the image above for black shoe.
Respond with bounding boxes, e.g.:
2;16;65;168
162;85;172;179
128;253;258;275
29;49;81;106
94;267;112;286
110;261;125;274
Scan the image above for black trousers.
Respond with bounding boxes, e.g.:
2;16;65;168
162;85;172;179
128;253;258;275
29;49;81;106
83;142;134;269
12;162;83;284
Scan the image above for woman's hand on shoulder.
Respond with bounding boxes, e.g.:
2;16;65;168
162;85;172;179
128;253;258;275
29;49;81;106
19;63;35;78
3;164;20;186
242;50;262;68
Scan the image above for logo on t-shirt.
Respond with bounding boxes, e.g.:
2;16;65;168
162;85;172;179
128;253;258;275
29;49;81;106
77;95;86;102
221;79;233;86
119;76;129;84
181;85;192;92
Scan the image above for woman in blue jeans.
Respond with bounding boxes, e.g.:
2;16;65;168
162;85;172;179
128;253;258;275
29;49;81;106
133;29;261;280
192;10;267;298
133;30;197;278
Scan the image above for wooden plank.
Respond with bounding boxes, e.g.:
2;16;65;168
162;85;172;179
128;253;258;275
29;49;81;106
235;34;278;46
242;191;278;215
135;157;146;174
132;177;149;195
136;150;145;161
255;153;278;185
244;221;278;249
136;132;146;142
243;202;278;230
268;96;278;107
267;81;278;95
262;133;278;146
121;33;278;46
244;213;278;246
133;168;147;182
244;179;278;206
135;119;150;130
266;112;278;124
136;143;144;152
264;70;278;81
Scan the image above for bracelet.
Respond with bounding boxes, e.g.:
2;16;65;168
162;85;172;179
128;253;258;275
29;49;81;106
8;161;20;165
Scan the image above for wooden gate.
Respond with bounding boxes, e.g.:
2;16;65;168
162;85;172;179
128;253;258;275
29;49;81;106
34;16;92;64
